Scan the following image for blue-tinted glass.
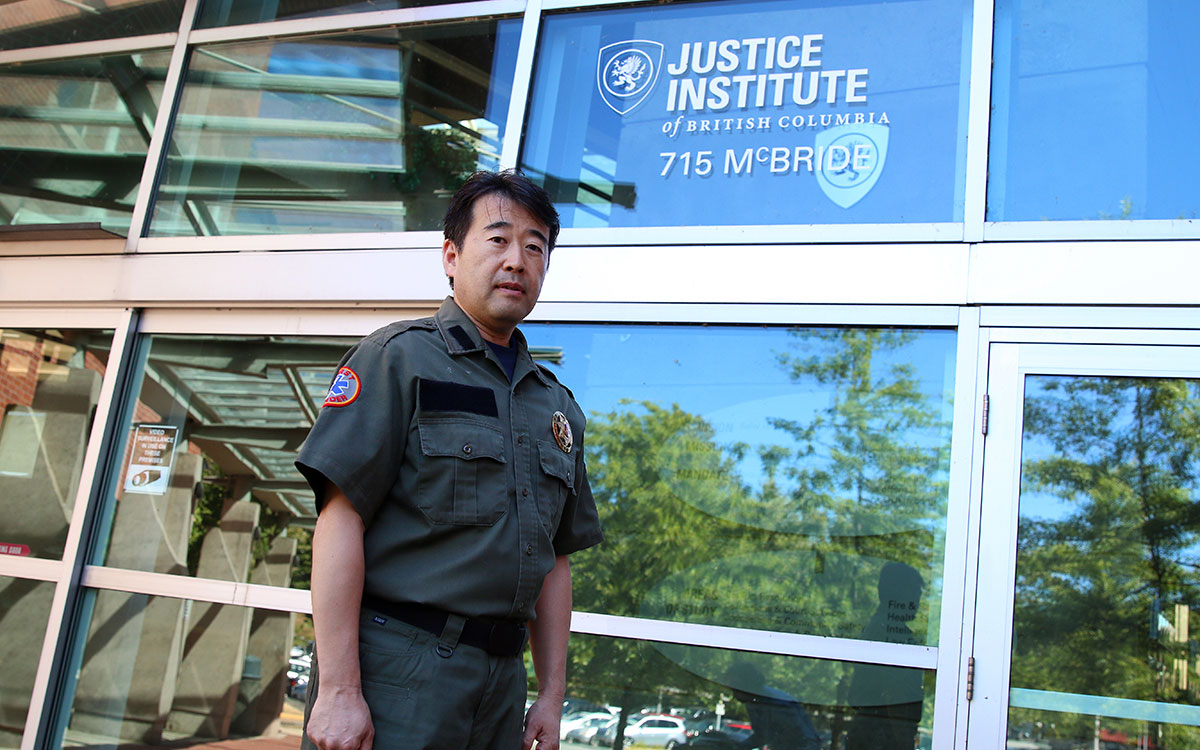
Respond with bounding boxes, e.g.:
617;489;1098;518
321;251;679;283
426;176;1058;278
148;20;519;236
197;0;455;27
521;0;972;228
988;1;1200;222
524;324;956;644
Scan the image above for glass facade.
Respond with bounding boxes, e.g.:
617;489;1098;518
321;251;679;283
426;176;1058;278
148;19;522;236
522;0;973;227
0;328;113;560
1010;375;1200;747
57;591;307;747
988;0;1200;222
0;2;1194;749
0;53;172;235
0;576;55;749
0;1;184;52
525;324;955;643
564;633;934;750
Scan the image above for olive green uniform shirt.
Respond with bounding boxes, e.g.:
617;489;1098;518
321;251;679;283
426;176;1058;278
296;298;603;621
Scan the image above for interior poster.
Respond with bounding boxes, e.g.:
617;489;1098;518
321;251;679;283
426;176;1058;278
523;0;970;227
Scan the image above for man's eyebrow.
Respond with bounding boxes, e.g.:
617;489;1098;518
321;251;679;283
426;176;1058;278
484;220;548;245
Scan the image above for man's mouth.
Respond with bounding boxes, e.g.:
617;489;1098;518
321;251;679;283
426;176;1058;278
496;282;524;295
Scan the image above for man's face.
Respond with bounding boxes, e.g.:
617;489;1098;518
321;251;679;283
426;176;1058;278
442;192;550;345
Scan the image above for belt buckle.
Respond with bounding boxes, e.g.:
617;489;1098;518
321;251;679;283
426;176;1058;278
486;622;527;656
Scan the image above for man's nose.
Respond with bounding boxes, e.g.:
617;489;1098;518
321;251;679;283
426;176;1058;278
502;243;524;271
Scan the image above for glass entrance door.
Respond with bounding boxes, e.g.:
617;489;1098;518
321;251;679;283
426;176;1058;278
970;343;1200;749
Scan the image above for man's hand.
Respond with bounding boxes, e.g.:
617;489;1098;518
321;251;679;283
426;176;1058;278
522;695;562;750
306;684;374;750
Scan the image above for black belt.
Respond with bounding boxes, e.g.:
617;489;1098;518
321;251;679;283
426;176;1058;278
362;595;528;657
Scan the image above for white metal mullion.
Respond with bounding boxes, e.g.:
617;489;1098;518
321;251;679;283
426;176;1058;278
186;1;526;46
0;556;62;584
20;310;137;750
964;342;1024;750
985;218;1200;241
0;34;176;65
929;307;983;750
962;0;995;242
572;612;937;669
499;0;543;170
124;0;201;250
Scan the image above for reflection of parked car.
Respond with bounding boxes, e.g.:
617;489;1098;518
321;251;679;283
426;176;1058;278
287;651;312;699
562;712;617;741
618;714;688;748
567;717;616;745
682;723;753;749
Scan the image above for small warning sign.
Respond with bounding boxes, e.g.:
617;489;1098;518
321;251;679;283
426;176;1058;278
0;543;30;556
124;424;179;495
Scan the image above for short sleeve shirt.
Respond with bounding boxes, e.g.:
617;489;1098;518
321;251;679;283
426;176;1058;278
295;298;603;621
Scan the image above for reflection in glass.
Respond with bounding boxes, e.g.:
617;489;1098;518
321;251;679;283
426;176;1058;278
0;328;112;560
562;633;933;750
988;1;1200;221
197;0;452;27
523;0;971;227
58;590;307;747
523;325;955;643
148;20;520;236
1010;376;1200;747
0;0;184;52
0;52;171;235
93;334;360;592
0;576;54;749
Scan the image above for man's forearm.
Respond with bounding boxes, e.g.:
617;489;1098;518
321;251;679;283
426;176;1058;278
529;555;572;699
311;489;367;687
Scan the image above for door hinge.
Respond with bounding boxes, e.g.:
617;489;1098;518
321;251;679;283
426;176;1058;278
966;656;976;701
981;394;990;436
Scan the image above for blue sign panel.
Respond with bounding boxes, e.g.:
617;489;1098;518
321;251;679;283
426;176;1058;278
522;0;971;227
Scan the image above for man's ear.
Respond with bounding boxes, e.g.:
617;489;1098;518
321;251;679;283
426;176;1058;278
441;238;459;280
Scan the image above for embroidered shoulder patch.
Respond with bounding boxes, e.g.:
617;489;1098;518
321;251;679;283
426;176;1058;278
324;366;361;407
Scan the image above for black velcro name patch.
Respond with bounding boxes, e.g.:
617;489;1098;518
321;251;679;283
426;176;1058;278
448;325;477;351
419;378;499;417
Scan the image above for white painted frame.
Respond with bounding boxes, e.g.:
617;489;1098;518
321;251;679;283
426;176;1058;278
967;340;1200;750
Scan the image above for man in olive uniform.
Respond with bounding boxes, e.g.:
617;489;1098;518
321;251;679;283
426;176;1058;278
296;170;603;750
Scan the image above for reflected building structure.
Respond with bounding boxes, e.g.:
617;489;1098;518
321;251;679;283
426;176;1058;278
1;1;1199;749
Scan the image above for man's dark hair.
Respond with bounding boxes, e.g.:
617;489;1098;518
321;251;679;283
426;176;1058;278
443;169;561;255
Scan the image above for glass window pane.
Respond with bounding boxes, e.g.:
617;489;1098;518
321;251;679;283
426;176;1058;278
0;1;184;52
0;328;113;560
521;0;972;228
58;590;309;746
0;576;55;749
0;52;172;235
148;20;521;236
196;0;455;27
93;334;357;593
1010;375;1200;746
523;324;956;645
988;1;1200;222
561;633;934;750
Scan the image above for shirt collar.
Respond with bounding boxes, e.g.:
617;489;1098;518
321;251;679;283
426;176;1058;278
434;297;553;388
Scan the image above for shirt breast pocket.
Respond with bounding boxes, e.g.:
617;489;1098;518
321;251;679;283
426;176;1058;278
417;417;507;526
536;440;573;535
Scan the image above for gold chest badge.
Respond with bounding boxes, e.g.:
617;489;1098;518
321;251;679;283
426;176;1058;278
551;411;573;454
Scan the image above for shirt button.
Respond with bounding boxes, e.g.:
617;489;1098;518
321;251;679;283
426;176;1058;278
522;488;528;497
525;543;534;555
517;435;524;445
463;444;472;455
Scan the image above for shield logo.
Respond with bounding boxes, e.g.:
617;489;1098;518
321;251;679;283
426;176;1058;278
597;40;664;115
814;123;889;208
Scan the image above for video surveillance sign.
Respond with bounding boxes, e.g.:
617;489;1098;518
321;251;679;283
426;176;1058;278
124;424;179;495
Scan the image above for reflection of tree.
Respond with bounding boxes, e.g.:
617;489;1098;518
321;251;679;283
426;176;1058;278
1014;377;1200;745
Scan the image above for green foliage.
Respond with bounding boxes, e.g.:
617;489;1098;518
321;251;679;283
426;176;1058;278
1014;376;1200;742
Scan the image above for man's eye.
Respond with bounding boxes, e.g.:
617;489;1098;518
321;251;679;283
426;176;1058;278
527;245;545;254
